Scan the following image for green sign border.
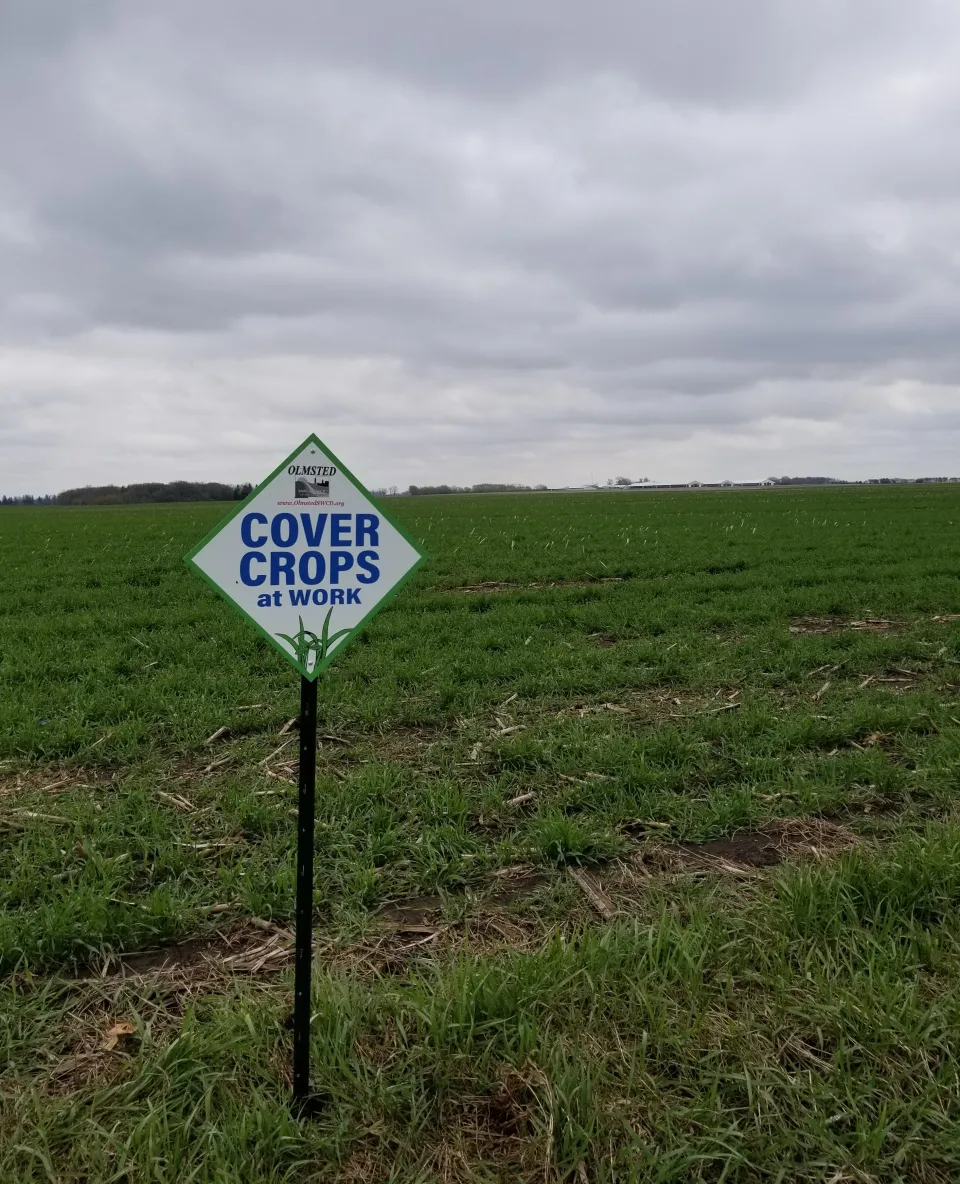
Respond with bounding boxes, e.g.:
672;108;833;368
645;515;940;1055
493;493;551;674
184;433;426;681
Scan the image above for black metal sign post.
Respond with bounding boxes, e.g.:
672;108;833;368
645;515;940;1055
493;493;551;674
292;673;318;1112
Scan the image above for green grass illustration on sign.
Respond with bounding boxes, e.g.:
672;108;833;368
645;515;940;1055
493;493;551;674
276;609;352;674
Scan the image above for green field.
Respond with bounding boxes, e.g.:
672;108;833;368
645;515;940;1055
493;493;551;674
3;485;960;1181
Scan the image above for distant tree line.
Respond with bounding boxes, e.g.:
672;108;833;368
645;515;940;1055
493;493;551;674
1;481;253;507
767;476;840;486
764;477;957;485
57;481;253;506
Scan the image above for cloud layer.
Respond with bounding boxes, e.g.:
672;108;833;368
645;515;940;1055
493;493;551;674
3;0;960;492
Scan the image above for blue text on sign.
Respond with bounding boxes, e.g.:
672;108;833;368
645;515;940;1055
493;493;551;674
238;512;381;588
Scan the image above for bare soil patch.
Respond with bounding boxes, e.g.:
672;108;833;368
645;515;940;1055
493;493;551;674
66;921;295;988
635;818;859;878
485;864;550;905
36;924;291;1096
447;577;625;595
683;830;791;868
330;912;541;979
118;932;238;976
339;1066;542;1184
377;894;445;926
789;616;899;635
44;1034;135;1096
431;1069;541;1181
589;819;863;914
858;668;925;692
375;872;551;930
0;766;116;800
367;723;443;765
557;687;742;723
587;632;619;647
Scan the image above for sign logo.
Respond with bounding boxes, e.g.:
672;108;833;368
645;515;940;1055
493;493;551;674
295;477;329;499
185;435;425;679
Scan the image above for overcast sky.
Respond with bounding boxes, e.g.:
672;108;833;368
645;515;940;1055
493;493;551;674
3;0;960;494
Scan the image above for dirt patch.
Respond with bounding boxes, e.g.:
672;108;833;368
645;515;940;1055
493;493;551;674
45;1038;135;1097
638;687;742;720
0;766;116;800
338;1067;540;1184
858;669;924;693
431;1069;540;1179
681;831;786;868
369;723;443;765
447;577;625;595
485;865;550;905
377;872;552;924
116;932;236;976
558;700;636;719
633;818;860;879
823;794;905;821
317;929;447;978
26;923;296;1096
377;894;446;926
465;911;540;950
355;876;548;973
587;632;619;648
323;911;540;980
64;922;294;988
58;918;471;1025
557;688;743;723
789;616;899;635
35;983;143;1095
378;723;441;740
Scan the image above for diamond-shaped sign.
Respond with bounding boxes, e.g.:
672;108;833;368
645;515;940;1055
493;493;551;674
185;435;424;679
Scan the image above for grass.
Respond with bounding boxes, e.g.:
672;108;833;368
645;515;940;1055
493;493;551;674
2;484;960;1180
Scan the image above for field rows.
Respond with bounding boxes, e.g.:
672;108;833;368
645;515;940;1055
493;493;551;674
2;486;960;1180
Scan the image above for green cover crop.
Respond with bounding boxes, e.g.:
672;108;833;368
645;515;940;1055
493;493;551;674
2;484;960;1180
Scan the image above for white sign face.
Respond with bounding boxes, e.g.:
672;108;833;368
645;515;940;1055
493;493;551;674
186;435;424;679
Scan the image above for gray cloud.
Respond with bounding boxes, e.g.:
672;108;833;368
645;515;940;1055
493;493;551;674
147;0;945;104
2;1;960;494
